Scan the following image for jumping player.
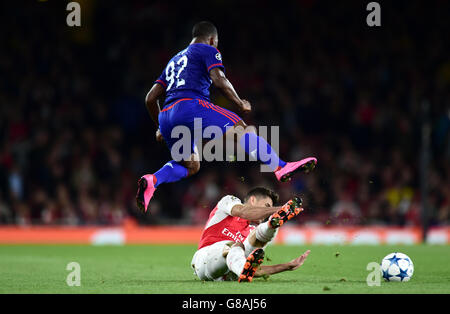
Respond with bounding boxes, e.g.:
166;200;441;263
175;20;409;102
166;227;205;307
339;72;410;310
137;21;317;213
191;187;310;282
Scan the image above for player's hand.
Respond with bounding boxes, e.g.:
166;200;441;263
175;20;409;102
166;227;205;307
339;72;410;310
240;99;252;113
156;128;164;143
287;250;311;271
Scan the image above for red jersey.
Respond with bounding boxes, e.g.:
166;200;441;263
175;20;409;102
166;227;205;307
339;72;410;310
198;195;255;249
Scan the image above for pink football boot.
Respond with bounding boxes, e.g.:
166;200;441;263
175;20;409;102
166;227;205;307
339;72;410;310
275;157;317;182
136;174;157;213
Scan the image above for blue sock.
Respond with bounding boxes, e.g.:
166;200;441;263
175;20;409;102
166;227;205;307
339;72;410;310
239;132;287;171
154;161;189;188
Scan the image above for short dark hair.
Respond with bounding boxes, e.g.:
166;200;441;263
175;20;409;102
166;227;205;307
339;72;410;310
192;21;218;38
244;187;279;205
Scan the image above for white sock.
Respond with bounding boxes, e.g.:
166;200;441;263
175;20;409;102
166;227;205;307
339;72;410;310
243;237;258;257
226;246;246;276
255;221;277;243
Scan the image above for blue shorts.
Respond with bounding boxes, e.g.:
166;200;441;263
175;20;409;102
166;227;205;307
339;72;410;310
158;98;242;158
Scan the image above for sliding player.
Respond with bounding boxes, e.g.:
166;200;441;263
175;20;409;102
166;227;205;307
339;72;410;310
191;187;310;282
137;21;317;213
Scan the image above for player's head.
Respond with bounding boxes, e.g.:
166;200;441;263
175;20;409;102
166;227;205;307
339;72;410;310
192;21;218;48
243;187;279;208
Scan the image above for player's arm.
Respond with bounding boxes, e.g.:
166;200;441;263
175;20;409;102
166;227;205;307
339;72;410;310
209;68;251;113
230;204;281;221
254;250;311;278
145;83;165;129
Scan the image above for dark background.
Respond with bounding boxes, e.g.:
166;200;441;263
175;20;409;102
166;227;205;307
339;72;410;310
0;0;448;226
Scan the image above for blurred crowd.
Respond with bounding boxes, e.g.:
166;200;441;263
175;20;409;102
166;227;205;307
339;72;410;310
0;1;449;227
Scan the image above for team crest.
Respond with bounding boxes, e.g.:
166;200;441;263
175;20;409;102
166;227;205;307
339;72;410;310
215;53;222;61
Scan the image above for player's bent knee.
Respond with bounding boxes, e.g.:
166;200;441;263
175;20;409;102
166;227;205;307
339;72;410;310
192;160;200;174
241;125;256;135
233;121;256;142
183;160;200;176
234;120;248;128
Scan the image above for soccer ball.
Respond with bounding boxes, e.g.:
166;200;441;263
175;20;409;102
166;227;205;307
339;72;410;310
381;252;414;282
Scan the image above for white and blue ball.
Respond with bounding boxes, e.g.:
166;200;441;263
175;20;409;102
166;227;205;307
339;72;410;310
381;252;414;282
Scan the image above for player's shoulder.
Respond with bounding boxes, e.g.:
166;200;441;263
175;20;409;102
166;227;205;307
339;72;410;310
167;48;188;63
217;195;242;215
218;195;242;205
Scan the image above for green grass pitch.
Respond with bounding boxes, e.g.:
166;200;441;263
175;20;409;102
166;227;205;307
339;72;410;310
1;244;449;294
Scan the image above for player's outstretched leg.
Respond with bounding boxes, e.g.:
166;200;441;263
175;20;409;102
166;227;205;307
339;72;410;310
234;121;317;182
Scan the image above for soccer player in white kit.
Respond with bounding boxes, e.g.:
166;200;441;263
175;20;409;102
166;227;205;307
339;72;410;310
191;187;310;282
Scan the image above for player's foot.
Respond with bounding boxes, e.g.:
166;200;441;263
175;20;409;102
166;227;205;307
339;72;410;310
275;157;317;182
238;248;265;283
136;174;156;213
269;197;303;228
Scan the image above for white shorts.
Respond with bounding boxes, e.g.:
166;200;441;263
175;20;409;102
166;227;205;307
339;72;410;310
191;240;235;281
191;229;279;281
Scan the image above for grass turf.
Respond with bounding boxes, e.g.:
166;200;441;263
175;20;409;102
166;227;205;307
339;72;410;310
0;244;449;294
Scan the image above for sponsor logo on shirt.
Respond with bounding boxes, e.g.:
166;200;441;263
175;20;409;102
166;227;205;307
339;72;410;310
222;228;245;243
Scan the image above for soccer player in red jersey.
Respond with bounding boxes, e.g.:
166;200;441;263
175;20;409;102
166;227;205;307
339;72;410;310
191;187;310;282
137;21;317;213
